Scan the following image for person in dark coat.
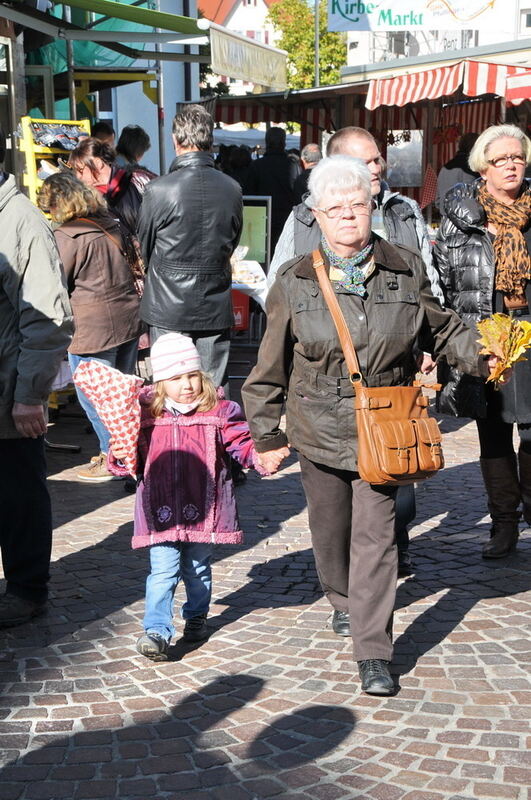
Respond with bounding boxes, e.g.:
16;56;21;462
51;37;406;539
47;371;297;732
67;137;143;236
137;104;242;391
249;127;300;252
436;132;479;214
242;156;498;696
292;142;322;204
434;123;531;559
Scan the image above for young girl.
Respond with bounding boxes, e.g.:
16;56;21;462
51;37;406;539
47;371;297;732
110;333;276;662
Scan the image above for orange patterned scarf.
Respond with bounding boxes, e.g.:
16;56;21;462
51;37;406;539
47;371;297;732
477;181;531;299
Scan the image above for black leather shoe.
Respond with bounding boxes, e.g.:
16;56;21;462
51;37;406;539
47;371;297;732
357;659;395;695
331;610;351;636
397;550;413;578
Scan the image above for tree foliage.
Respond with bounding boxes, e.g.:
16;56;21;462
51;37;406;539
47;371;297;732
267;0;347;89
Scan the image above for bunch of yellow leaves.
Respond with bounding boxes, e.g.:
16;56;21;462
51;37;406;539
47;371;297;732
477;313;531;385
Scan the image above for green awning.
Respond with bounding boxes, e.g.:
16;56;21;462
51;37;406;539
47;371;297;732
48;0;202;35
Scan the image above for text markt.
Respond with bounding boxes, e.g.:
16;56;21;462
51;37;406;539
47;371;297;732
331;0;424;27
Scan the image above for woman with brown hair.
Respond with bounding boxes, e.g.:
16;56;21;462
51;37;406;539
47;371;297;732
67;136;143;235
38;172;141;482
435;123;531;559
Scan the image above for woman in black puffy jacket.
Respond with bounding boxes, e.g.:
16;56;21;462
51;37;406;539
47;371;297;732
434;123;531;560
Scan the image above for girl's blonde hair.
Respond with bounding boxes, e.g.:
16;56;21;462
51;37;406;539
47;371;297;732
150;370;218;418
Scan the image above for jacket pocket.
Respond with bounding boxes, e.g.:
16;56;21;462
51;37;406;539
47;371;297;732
371;290;418;334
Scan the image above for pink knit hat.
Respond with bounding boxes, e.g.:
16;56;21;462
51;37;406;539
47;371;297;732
150;333;202;382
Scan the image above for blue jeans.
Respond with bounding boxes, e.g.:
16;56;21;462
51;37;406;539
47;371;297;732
143;542;213;641
68;338;139;453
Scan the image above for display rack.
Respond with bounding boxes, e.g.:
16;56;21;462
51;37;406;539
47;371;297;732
18;115;91;203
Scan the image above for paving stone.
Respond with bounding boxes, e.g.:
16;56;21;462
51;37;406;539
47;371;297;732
0;408;529;798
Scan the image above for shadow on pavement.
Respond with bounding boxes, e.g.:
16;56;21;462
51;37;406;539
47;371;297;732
0;675;356;799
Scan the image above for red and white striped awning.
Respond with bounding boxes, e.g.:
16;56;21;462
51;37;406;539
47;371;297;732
505;70;531;106
366;59;528;110
365;62;464;110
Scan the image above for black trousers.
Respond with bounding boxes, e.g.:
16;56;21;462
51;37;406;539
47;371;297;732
298;453;397;662
0;436;52;604
476;383;531;458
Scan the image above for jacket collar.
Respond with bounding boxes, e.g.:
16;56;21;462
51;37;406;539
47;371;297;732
169;151;215;172
293;236;411;280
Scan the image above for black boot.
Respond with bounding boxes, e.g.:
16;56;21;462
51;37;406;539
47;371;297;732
480;456;520;559
518;449;531;526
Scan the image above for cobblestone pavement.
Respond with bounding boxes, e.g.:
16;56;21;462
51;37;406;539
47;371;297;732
0;407;530;800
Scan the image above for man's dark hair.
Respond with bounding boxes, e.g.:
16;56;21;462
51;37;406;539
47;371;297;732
326;126;376;156
92;120;115;141
265;127;286;153
117;125;151;163
172;104;213;151
458;132;479;155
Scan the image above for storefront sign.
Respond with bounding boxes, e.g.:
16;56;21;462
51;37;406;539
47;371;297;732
209;27;287;90
328;0;510;33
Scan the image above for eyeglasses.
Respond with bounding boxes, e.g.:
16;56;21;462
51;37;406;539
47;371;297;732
487;154;526;168
315;202;370;219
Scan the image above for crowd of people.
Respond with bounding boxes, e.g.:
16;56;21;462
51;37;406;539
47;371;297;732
0;105;528;697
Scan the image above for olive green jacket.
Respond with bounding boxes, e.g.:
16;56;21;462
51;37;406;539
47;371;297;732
0;174;73;438
242;238;485;470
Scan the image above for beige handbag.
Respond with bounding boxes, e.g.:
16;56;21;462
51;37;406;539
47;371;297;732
312;250;444;486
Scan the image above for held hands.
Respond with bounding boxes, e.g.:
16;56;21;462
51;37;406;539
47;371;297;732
12;402;47;438
258;446;290;474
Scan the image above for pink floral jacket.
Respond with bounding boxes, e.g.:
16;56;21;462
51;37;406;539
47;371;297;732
110;387;265;549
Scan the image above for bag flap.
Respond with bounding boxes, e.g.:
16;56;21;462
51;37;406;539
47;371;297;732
373;420;416;448
414;417;443;444
355;395;392;410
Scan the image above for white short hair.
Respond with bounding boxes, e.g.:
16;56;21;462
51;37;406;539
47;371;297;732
469;124;531;172
305;155;372;208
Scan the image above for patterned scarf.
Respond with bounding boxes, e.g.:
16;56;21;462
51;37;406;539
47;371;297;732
321;236;374;296
477;181;531;299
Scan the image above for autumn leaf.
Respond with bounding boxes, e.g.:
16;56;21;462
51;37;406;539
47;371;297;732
477;314;531;386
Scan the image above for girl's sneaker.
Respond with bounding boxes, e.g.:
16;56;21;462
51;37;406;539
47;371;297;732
136;632;169;661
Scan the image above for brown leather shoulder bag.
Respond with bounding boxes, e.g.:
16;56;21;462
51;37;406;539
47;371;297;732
312;250;444;486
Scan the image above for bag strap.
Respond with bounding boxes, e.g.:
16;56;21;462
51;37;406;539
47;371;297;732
311;249;363;385
77;217;124;253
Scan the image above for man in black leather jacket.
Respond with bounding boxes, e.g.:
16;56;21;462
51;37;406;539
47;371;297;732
138;105;243;389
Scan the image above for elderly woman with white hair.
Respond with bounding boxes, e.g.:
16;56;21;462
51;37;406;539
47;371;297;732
435;123;531;561
242;155;496;696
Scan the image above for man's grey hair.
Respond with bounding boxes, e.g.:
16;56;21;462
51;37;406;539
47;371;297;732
469;123;531;172
301;143;322;164
172;104;213;152
305;155;372;208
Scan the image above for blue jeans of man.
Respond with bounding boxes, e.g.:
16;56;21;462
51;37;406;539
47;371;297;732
143;542;213;641
149;327;231;396
0;436;51;605
68;338;138;454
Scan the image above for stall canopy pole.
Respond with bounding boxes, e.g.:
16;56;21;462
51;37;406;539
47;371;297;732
63;5;77;119
314;0;319;88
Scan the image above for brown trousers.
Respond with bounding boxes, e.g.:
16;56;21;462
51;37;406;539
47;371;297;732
298;454;398;662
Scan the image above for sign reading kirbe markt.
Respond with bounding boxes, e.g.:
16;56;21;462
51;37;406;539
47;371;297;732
328;0;509;33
